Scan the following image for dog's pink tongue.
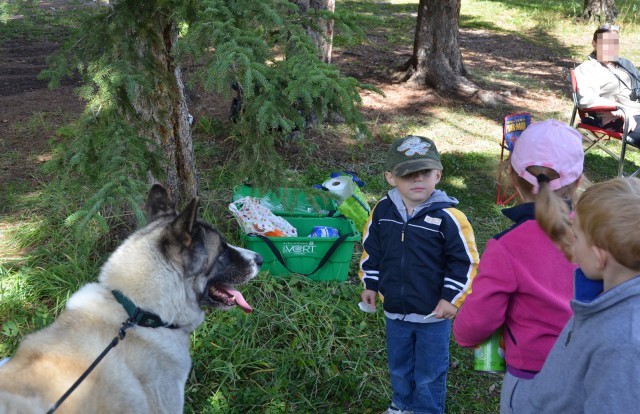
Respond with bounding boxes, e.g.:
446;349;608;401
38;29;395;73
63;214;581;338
229;288;253;313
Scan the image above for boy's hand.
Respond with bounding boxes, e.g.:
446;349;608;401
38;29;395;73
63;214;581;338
361;289;378;310
432;299;458;320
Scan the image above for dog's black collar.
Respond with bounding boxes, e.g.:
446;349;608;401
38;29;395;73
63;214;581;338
112;290;179;329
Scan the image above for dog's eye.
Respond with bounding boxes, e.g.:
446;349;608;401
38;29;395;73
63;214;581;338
216;250;230;265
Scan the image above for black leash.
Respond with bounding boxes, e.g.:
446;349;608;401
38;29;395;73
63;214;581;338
46;291;179;413
46;313;138;414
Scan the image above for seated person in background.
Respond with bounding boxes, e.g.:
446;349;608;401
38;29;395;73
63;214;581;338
573;24;640;142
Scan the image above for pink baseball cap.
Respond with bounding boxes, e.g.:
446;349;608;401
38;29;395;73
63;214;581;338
510;119;584;193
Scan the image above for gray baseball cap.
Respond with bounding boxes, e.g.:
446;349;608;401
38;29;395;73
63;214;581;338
385;135;443;176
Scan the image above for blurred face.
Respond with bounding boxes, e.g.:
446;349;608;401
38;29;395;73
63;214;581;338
593;31;619;63
572;214;602;280
385;169;441;211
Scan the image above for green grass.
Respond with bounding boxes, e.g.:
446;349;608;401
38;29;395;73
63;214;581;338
2;0;640;413
0;0;97;40
458;0;640;62
185;277;390;413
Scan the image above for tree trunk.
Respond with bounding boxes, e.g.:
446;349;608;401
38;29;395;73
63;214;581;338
581;0;618;22
409;0;466;91
125;14;197;205
390;0;501;105
295;0;335;63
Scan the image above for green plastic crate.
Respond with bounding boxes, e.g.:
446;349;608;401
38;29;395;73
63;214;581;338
243;217;360;282
233;185;339;217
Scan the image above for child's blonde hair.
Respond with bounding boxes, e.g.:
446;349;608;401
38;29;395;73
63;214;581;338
575;177;640;270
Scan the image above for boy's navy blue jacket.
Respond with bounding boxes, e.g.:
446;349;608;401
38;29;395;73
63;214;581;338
359;189;479;315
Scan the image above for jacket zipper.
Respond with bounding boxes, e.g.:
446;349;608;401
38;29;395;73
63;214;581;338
400;221;407;315
565;319;575;346
506;325;517;345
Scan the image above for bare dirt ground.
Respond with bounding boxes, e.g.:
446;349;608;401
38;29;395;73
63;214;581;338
0;38;84;188
0;8;578;210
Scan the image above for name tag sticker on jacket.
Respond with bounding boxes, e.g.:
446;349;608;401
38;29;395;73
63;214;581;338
424;216;442;226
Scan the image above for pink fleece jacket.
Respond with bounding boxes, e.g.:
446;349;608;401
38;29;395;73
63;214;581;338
453;218;576;372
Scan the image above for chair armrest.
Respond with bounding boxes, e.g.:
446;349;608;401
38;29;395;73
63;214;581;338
619;107;630;134
579;105;619;112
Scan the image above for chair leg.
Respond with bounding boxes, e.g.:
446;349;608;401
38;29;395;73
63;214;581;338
581;131;620;160
618;139;627;177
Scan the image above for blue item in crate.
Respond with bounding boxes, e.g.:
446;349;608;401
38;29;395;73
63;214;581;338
308;226;340;238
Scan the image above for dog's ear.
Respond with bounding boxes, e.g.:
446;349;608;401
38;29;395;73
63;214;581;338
171;196;200;248
147;184;176;222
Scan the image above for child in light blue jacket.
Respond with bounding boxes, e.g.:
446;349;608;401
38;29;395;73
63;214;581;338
514;177;640;413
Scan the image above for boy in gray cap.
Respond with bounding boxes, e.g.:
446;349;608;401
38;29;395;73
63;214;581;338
359;136;479;414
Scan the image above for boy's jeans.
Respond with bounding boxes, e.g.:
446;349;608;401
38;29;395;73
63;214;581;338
386;317;451;414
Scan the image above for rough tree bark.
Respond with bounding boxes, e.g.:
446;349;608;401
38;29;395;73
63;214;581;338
390;0;500;105
295;0;336;63
581;0;618;22
124;10;197;205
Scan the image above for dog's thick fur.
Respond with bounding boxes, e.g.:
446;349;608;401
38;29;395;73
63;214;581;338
0;185;261;413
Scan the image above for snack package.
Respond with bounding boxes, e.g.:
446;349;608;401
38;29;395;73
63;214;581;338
229;197;297;237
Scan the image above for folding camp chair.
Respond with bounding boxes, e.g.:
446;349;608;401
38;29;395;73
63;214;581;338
569;69;640;178
496;113;531;206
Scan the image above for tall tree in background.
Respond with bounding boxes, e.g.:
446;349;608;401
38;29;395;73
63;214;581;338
390;0;498;104
582;0;618;22
122;2;196;203
45;0;200;206
296;0;336;63
42;0;371;218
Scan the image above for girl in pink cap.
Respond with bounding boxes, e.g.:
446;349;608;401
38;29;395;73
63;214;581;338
452;119;585;414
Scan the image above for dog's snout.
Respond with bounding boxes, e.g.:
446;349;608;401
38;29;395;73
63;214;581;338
254;254;263;267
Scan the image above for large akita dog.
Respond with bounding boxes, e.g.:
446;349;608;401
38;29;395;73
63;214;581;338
0;184;262;413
